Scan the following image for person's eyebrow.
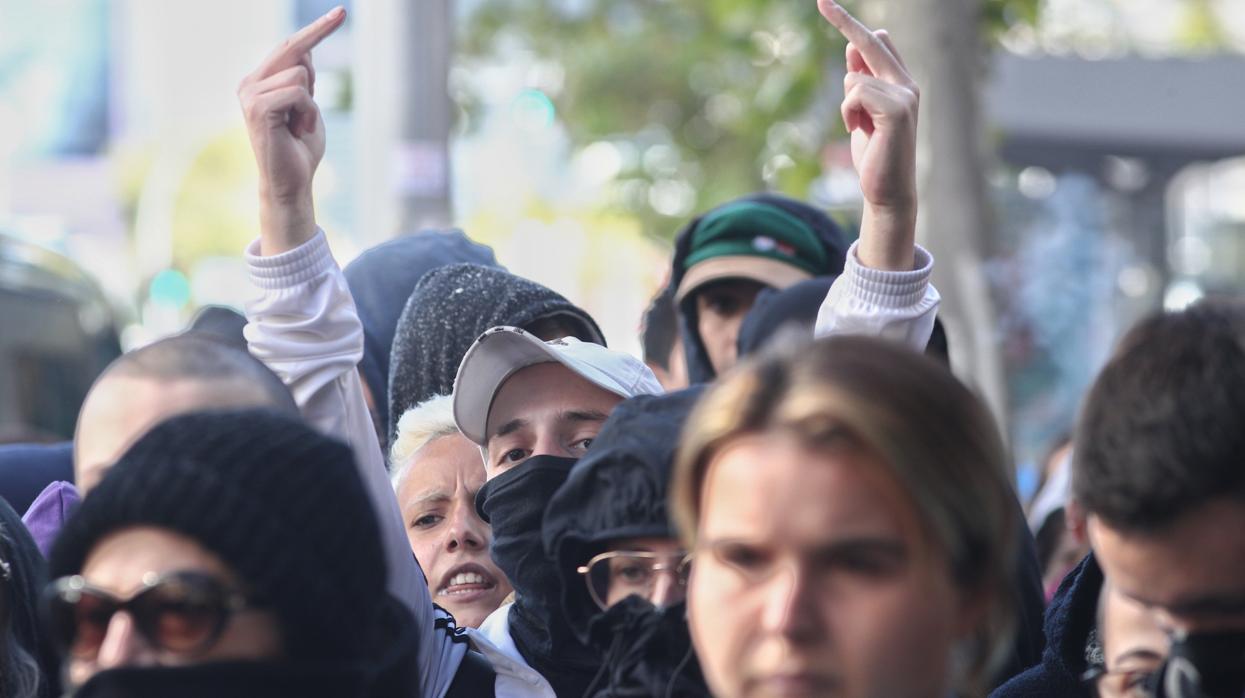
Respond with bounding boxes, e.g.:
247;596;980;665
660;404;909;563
404;490;451;512
1124;589;1245;618
561;409;610;424
492;418;528;439
1112;648;1164;667
809;537;908;562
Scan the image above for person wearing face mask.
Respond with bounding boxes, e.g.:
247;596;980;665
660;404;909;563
390;395;513;628
45;409;418;697
543;389;712;698
672;334;1022;698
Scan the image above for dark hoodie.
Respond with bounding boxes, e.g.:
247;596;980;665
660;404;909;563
0;443;73;516
0;496;58;698
543;390;711;698
669;193;850;385
343;230;501;438
991;554;1102;698
387;263;605;442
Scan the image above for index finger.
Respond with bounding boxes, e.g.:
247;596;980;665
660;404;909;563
254;6;346;79
816;0;905;82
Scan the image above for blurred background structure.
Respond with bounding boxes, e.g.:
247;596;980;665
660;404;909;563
2;0;1244;494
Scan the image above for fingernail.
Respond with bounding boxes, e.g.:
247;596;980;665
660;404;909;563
329;6;344;19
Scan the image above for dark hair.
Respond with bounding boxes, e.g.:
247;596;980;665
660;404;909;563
104;334;298;416
641;287;679;371
1072;300;1245;532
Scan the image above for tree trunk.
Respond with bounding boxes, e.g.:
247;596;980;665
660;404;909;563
868;0;1011;449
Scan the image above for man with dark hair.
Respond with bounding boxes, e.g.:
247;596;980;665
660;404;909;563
73;333;299;493
639;287;686;391
1073;300;1245;695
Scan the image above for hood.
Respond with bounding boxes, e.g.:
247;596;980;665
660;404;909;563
581;597;710;698
343;230;500;437
0;442;73;516
735;276;836;359
21;480;80;559
0;496;58;698
669;193;849;384
543;388;704;644
387;263;606;444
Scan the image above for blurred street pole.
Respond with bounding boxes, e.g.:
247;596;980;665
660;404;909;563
355;0;454;246
871;0;1011;451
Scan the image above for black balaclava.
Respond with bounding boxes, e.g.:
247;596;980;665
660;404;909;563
477;456;601;697
669;193;849;385
543;389;711;698
387;263;605;445
343;229;501;439
1149;630;1245;698
735;276;836;359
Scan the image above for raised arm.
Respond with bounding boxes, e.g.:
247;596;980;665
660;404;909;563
813;0;938;348
237;9;468;696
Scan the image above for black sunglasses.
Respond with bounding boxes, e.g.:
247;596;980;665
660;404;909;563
45;571;256;660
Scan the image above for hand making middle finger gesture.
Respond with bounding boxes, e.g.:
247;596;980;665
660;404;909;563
817;0;920;271
237;6;346;255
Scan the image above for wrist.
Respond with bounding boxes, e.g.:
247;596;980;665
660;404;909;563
858;204;917;272
258;188;316;256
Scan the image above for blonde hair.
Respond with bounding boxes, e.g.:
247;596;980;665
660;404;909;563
389;394;460;489
672;336;1018;697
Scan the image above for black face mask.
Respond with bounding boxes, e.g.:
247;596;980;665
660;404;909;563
1149;630;1245;698
476;456;601;692
582;596;710;698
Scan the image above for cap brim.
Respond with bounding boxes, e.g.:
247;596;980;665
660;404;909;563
675;256;813;302
452;328;634;446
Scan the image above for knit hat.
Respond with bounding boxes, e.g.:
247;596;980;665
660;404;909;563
387;263;606;444
344;230;501;437
49;409;387;663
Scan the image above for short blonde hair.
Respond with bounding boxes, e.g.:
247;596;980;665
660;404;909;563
389;394;459;489
672;336;1018;696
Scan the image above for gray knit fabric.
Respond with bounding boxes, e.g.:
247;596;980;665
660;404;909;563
386;263;605;446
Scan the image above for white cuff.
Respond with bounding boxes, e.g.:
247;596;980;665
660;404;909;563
245;229;337;290
840;241;934;309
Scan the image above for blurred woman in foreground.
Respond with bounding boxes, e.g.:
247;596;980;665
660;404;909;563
673;336;1020;698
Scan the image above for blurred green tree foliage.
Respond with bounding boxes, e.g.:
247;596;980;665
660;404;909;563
460;0;1040;238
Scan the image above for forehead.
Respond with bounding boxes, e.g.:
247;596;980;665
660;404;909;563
400;435;486;495
699;433;917;544
81;526;238;595
1090;500;1245;629
485;362;622;438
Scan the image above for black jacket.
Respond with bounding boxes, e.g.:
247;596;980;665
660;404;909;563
668;194;849;384
387;263;604;443
543;390;711;698
0;496;57;698
991;554;1102;698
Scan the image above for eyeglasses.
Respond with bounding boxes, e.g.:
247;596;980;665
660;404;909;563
45;571;256;660
576;551;692;611
1082;665;1158;698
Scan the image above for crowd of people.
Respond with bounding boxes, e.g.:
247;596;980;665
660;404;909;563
0;1;1241;696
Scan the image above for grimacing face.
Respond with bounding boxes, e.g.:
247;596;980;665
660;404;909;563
69;527;282;687
1089;497;1245;635
483;362;624;479
1095;583;1168;698
693;279;766;375
687;433;979;698
396;433;513;628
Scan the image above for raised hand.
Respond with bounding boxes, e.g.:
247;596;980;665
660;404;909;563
817;0;918;271
237;7;346;255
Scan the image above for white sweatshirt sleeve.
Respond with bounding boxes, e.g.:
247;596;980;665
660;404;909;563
814;240;940;350
244;230;467;698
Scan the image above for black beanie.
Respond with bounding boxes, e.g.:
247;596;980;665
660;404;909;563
49;409;387;664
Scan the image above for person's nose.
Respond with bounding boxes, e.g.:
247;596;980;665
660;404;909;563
759;564;823;644
531;431;571;459
445;503;487;552
650;568;686;608
95;611;157;671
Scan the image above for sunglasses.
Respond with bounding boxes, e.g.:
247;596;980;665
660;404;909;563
577;550;692;611
45;571;257;660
